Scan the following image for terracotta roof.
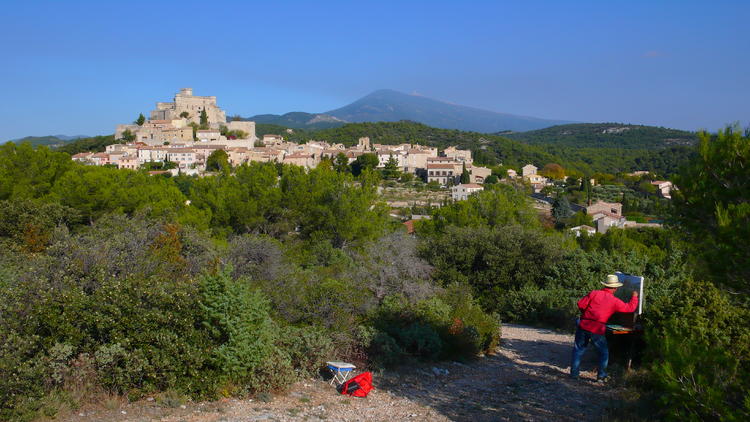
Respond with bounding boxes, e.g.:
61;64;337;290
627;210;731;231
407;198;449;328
458;183;483;189
403;220;416;234
427;163;457;169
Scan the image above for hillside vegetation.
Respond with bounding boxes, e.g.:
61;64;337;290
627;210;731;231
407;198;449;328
291;121;694;176
244;112;345;130
506;123;698;149
5;135;82;148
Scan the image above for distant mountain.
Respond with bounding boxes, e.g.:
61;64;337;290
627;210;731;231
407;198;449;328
5;135;87;147
505;123;698;150
324;89;572;132
246;112;346;130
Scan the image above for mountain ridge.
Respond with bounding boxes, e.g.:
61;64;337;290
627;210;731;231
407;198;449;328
323;89;573;132
243;89;573;133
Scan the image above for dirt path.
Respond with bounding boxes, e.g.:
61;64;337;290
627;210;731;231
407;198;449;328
66;324;621;422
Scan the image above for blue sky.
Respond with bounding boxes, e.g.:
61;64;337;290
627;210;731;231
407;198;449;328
1;0;748;140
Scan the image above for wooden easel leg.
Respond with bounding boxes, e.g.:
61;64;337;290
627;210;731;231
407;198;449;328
626;335;635;371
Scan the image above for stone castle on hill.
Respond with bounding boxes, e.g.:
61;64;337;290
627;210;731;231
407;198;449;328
115;88;255;147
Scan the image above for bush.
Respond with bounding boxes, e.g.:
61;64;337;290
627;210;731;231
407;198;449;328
496;284;578;328
440;284;500;356
394;323;443;359
198;266;278;391
642;280;750;420
277;326;335;378
368;332;405;368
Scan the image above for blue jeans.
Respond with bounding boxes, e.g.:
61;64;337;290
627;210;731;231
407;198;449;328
570;326;608;379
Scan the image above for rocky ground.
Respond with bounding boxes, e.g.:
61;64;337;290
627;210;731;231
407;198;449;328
62;324;623;422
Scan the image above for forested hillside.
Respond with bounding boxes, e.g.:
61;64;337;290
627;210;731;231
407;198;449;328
506;123;698;149
292;121;694;176
5;135;83;148
244;112;345;130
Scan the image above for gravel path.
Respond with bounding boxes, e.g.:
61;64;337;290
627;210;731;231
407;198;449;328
65;324;620;422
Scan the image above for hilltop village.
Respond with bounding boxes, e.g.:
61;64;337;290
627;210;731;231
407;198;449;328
72;88;499;183
71;88;672;235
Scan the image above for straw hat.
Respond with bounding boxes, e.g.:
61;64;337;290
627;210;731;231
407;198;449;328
601;274;623;288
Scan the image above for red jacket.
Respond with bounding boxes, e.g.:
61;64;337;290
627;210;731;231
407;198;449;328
578;288;638;334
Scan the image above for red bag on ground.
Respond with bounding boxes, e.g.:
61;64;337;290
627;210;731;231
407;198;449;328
338;371;373;397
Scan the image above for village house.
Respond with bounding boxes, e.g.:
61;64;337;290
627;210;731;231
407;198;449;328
261;134;284;145
470;166;492;183
586;200;626;233
283;153;318;168
427;163;458;186
117;156;139;170
570;225;597;237
521;163;549;192
651;180;673;199
443;146;473;165
586;201;622;216
451;183;484;201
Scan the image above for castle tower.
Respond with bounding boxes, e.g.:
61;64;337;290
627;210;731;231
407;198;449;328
357;137;371;151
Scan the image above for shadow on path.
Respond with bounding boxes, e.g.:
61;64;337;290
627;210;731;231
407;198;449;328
379;324;617;422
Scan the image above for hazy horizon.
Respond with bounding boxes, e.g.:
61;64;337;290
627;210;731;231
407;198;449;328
1;0;748;140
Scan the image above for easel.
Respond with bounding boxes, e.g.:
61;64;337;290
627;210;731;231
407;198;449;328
606;272;645;371
605;324;641;371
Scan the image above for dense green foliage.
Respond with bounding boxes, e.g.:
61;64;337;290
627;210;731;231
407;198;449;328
0;143;499;420
506;123;697;150
205;149;230;172
5;135;84;148
672;127;750;291
55;135;119;155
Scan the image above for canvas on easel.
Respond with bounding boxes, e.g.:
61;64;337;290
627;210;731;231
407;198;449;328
607;272;645;328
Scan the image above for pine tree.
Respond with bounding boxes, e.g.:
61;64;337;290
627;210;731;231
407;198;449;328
460;163;470;184
552;195;573;224
382;155;401;180
200;109;209;128
136;113;146;126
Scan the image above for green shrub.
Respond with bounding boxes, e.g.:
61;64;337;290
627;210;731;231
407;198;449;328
368;332;405;368
496;284;578;328
198;266;278;391
277;326;335;378
394;323;443;360
643;280;750;420
440;284;501;355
